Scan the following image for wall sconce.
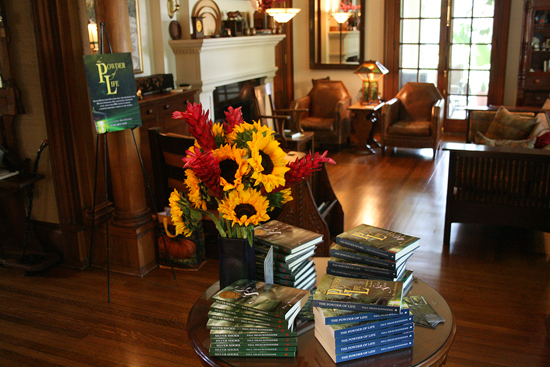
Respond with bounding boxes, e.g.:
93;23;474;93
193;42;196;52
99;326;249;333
87;21;99;54
167;0;180;19
354;60;389;105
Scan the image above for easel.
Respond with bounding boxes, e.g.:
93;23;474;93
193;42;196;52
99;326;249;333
88;24;175;303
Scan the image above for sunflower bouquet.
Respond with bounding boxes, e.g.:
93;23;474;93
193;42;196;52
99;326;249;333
168;102;335;247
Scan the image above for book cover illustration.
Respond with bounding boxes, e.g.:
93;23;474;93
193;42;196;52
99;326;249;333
313;274;403;314
336;224;419;260
254;220;323;254
212;279;310;319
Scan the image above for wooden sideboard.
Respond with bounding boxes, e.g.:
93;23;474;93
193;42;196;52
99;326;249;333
138;89;197;209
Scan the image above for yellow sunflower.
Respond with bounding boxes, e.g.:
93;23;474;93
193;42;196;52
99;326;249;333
218;187;270;227
212;122;224;137
280;188;293;204
247;132;289;193
226;120;273;144
169;189;192;236
212;144;249;191
185;169;207;210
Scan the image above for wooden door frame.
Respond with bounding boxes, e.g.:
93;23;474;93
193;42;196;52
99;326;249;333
384;0;511;133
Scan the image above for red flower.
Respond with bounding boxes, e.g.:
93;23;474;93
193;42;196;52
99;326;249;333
183;145;222;198
173;103;216;151
224;106;244;135
271;151;335;193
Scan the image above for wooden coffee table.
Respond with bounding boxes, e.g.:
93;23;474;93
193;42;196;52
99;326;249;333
187;259;456;366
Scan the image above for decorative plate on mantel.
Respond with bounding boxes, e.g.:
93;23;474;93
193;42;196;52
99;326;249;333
192;0;222;37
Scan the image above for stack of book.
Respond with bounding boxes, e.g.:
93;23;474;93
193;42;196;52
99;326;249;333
208;279;310;357
312;274;414;363
327;224;419;294
254;220;322;290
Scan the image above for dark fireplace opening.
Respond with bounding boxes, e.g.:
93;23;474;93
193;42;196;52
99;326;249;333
213;78;261;124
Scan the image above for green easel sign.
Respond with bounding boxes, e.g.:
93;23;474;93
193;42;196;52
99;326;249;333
83;52;142;134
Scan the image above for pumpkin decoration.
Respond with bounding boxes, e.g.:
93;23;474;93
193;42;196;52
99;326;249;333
158;235;197;260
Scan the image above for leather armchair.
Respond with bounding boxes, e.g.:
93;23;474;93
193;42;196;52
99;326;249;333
290;80;352;148
380;82;444;158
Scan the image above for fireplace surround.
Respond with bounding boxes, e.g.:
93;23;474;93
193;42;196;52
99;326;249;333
169;35;285;120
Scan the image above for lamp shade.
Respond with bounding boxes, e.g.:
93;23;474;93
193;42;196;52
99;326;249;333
354;60;389;81
266;8;301;23
331;12;352;24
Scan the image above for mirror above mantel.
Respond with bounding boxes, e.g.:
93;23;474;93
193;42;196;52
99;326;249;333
310;0;365;69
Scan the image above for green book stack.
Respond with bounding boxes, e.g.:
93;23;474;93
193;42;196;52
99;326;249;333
208;279;310;357
254;220;321;291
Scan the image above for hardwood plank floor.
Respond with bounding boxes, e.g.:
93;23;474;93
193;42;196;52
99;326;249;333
1;135;549;366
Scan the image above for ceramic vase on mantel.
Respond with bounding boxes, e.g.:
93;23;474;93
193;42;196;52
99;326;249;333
218;236;256;290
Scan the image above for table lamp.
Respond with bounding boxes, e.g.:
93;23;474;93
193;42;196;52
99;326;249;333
331;12;352;64
354;60;389;105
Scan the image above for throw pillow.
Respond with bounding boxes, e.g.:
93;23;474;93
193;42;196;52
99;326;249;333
475;131;536;148
529;112;550;138
535;131;550;149
485;107;538;140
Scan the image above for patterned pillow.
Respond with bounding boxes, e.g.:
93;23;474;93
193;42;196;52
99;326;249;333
535;131;550;149
475;131;536;148
485;107;538;140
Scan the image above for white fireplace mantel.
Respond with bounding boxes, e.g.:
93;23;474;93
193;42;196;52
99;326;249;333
169;35;285;116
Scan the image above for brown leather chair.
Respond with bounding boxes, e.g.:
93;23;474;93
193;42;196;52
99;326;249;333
290;80;352;148
380;82;444;158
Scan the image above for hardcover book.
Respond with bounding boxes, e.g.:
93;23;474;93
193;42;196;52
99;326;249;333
313;274;403;314
208;311;293;329
319;304;410;325
209;346;297;353
210;340;298;347
210;329;297;338
207;319;292;333
255;242;316;264
254;220;323;254
313;307;413;338
210;302;293;328
336;224;420;261
212;279;310;320
326;263;407;282
330;243;412;270
327;256;405;278
209;350;296;357
315;327;414;363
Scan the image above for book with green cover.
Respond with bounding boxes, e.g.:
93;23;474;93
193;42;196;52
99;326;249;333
327;256;404;278
209;346;296;353
326;262;407;282
212;279;310;320
208;311;293;329
210;329;297;338
209;350;296;357
210;339;298;347
254;220;323;254
210;302;293;328
313;274;403;314
330;243;412;270
336;224;420;261
207;319;292;333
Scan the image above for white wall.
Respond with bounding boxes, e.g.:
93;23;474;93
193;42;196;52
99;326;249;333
141;0;522;107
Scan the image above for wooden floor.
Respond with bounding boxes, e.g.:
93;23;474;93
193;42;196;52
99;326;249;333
1;135;549;366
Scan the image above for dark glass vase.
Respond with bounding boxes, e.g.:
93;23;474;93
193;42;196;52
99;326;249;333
218;236;256;290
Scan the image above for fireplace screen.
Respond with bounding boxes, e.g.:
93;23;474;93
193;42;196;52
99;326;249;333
213;79;261;124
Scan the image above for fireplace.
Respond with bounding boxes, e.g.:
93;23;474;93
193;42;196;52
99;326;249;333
213;79;260;123
169;35;285;119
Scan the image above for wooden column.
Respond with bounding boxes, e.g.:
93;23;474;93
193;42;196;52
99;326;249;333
94;0;156;276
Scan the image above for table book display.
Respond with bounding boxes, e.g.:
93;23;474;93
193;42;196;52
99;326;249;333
187;223;455;366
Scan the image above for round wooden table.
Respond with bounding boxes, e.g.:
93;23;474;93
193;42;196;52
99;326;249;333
187;260;456;367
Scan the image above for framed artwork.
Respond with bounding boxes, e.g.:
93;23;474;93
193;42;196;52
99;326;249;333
128;0;143;74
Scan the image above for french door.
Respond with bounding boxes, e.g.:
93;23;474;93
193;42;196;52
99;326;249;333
385;0;511;132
